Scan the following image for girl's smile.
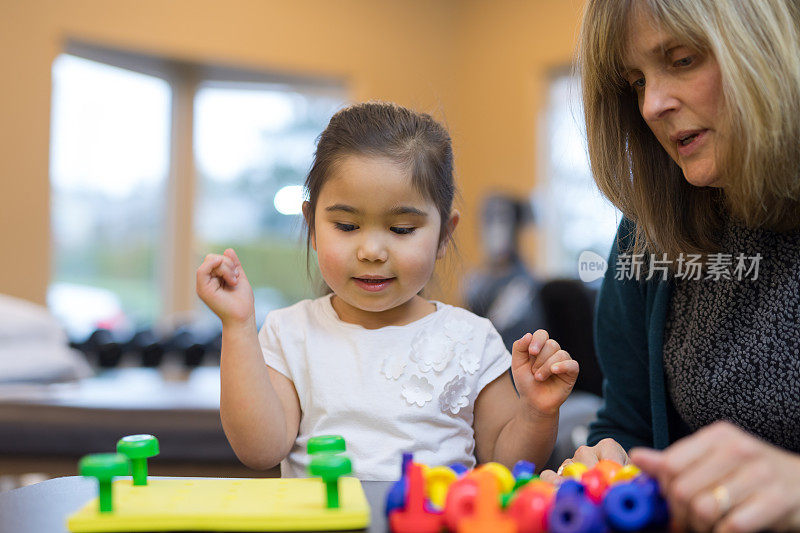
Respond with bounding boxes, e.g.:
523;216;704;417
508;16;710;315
353;276;395;292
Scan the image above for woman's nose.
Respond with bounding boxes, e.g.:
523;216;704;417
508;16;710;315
357;233;388;262
640;77;680;123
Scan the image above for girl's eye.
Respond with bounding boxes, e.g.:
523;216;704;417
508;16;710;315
673;56;694;67
391;226;415;235
335;222;357;232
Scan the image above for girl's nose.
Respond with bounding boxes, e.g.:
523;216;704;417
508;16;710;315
357;234;388;262
640;78;679;123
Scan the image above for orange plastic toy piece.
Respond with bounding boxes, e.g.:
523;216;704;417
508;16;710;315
457;470;516;533
593;460;623;484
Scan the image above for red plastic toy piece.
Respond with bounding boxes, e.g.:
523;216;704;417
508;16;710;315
444;475;479;531
458;470;516;533
389;463;443;533
508;483;555;533
581;468;609;504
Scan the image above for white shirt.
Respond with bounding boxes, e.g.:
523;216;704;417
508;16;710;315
258;294;512;480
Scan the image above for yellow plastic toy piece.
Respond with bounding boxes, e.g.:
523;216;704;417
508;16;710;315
475;462;515;494
612;464;642;483
67;477;370;532
424;465;457;508
560;462;589;480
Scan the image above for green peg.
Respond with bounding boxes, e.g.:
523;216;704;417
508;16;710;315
501;491;515;508
307;435;346;455
513;473;535;491
79;453;130;513
309;453;352;509
116;434;159;486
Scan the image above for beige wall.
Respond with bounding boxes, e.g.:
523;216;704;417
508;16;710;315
0;0;583;308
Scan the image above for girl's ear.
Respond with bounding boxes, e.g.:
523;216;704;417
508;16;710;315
302;201;317;251
437;209;460;259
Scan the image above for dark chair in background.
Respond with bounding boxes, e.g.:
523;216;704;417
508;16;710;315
539;279;603;397
538;278;605;471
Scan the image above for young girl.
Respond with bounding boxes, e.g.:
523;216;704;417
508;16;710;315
196;102;579;480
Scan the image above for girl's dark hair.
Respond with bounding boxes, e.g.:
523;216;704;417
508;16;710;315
304;102;455;253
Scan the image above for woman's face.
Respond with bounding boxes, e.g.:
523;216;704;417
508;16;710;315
623;8;725;188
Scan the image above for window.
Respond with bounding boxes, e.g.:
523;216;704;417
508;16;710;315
536;72;620;278
49;54;171;339
193;84;344;322
48;46;346;339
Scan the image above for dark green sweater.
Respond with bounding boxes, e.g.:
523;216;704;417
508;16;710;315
587;219;689;450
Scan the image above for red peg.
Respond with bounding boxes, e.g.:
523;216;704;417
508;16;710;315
389;463;443;533
508;484;555;533
444;475;479;531
581;468;609;504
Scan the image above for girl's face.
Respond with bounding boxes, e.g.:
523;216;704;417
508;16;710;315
307;154;457;327
623;8;725;188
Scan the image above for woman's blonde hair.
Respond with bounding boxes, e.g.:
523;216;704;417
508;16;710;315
579;0;800;258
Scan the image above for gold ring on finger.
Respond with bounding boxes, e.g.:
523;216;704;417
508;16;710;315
711;484;731;515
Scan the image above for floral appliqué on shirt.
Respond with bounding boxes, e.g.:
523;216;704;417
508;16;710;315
409;318;476;375
410;330;453;373
402;375;434;407
446;319;479;374
381;352;407;380
439;374;470;414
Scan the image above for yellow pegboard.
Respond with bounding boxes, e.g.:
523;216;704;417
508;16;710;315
67;477;370;532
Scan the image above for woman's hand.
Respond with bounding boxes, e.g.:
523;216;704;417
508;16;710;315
539;438;630;484
511;330;579;418
631;421;800;533
196;248;255;326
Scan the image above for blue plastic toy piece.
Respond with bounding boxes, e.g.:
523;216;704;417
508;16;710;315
555;479;586;501
385;452;414;517
603;475;669;530
549;493;608;533
448;462;469;477
603;481;654;531
512;460;536;481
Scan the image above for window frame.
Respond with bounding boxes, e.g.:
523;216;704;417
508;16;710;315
55;40;346;321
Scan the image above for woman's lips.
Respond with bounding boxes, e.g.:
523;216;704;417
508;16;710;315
676;129;707;157
353;277;395;292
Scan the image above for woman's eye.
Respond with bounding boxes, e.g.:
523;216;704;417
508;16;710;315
335;222;357;232
674;56;694;67
391;226;415;235
630;77;645;90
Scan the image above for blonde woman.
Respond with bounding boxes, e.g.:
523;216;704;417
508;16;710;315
541;1;800;531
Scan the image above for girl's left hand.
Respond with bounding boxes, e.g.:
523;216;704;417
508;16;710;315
631;421;800;533
511;330;579;417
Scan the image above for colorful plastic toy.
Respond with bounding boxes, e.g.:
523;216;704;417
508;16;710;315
116;434;159;486
386;455;670;533
68;433;370;532
78;453;130;513
389;462;444;533
458;470;516;533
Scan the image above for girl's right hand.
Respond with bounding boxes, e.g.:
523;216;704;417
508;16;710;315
196;248;255;326
539;438;630;484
